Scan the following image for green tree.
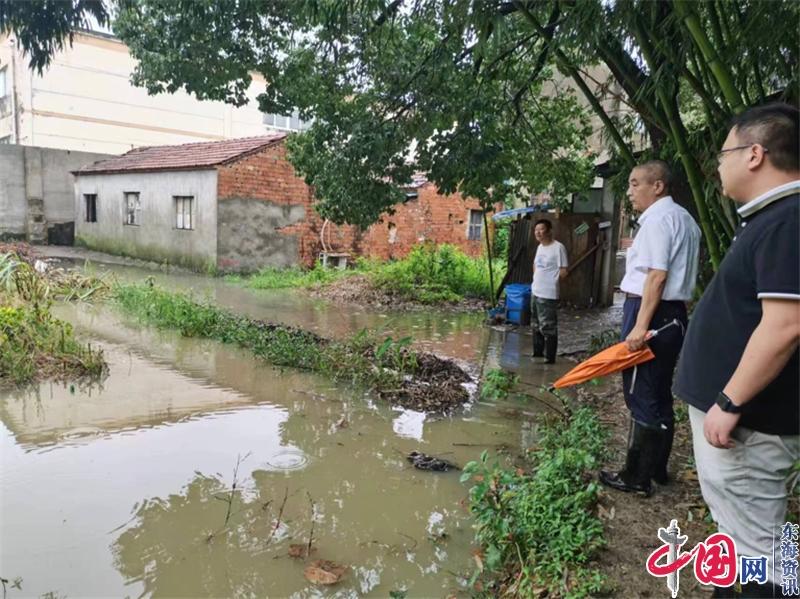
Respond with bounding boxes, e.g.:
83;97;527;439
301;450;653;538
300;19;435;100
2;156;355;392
114;0;596;231
8;1;797;270
111;0;798;270
0;0;108;72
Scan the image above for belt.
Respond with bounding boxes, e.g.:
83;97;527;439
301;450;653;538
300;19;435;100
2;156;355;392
625;293;687;305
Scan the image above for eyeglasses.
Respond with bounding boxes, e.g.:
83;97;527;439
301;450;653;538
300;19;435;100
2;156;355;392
717;144;769;163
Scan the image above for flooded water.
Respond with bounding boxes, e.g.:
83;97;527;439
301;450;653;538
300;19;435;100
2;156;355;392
1;259;620;598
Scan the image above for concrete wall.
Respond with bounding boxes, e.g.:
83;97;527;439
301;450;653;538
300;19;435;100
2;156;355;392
0;144;110;241
0;145;26;238
217;199;306;271
216;142;311;272
74;170;218;270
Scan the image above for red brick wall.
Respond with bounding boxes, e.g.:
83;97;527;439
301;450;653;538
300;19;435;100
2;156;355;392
217;142;491;268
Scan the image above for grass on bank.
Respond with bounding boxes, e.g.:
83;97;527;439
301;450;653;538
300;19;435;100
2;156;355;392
113;282;418;391
232;243;507;304
462;404;608;598
226;262;353;290
0;252;106;384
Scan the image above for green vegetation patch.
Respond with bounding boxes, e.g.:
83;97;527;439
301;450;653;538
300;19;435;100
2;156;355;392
0;305;105;384
112;283;473;412
369;244;505;304
462;406;608;598
234;244;506;306
227;262;353;290
0;251;107;384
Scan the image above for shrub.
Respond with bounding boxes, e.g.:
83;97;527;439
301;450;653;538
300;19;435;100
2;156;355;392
461;407;608;597
369;243;505;303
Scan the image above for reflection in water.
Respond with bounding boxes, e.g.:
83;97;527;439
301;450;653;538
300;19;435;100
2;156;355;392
111;468;466;597
0;260;621;597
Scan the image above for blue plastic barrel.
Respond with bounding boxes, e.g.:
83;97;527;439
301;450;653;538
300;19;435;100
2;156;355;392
505;283;531;325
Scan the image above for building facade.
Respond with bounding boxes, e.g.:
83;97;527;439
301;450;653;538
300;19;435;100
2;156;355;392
73;135;489;272
0;30;307;153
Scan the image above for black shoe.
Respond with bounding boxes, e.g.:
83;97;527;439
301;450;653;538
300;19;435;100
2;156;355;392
599;470;653;496
599;420;662;497
544;335;558;364
532;331;545;358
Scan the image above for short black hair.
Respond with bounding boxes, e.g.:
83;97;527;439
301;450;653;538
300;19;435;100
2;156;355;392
534;218;552;231
636;160;673;193
730;103;799;173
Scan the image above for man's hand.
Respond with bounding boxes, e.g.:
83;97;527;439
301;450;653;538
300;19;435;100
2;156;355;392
625;324;649;351
703;404;740;449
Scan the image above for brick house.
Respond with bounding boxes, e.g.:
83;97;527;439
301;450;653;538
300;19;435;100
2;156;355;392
72;134;490;272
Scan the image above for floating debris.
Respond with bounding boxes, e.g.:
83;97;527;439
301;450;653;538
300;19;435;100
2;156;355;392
407;451;459;472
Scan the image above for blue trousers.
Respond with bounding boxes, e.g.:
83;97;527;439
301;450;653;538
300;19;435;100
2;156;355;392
620;298;687;427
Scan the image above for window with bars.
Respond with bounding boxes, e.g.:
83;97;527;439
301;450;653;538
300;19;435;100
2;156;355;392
467;210;483;240
124;192;140;226
174;196;194;230
84;194;97;222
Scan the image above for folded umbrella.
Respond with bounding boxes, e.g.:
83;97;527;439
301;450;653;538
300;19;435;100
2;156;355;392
551;319;681;389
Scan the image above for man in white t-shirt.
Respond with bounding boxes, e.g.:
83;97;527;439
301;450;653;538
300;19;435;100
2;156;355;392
530;218;569;364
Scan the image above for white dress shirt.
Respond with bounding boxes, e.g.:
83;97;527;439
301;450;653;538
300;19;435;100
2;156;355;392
620;196;701;301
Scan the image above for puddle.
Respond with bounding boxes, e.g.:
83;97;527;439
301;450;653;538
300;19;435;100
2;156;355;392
1;260;623;597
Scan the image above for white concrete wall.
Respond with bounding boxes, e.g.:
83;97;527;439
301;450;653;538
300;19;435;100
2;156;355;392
1;31;291;154
0;144;110;239
74;170;218;270
0;145;26;237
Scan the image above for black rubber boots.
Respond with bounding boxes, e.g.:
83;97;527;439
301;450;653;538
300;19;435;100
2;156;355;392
599;419;665;496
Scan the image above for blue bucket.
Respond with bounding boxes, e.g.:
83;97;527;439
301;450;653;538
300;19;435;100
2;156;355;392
505;284;531;325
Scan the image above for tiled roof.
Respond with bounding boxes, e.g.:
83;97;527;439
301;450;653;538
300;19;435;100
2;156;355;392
75;133;288;175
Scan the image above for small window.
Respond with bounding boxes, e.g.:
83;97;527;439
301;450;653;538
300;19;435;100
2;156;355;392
84;194;97;222
0;135;11;144
263;110;311;131
467;210;483;241
174;196;194;230
124;192;141;226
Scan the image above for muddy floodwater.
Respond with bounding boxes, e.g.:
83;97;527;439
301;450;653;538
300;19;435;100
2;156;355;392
1;260;620;597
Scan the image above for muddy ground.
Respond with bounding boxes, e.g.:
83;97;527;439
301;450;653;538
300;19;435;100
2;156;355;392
309;273;490;312
585;379;710;597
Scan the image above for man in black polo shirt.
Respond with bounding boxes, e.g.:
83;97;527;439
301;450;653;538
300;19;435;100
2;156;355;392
674;103;799;598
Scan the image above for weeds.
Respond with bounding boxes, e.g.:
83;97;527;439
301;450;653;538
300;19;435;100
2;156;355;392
0;306;106;383
233;243;506;305
479;368;519;401
0;252;106;384
112;283;472;411
230;262;353;290
369;243;505;304
461;407;608;598
588;328;619;354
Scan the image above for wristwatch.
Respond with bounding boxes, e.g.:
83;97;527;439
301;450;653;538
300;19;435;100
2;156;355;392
716;391;742;414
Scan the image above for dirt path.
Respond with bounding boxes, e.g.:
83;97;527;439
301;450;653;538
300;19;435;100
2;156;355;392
587;381;712;598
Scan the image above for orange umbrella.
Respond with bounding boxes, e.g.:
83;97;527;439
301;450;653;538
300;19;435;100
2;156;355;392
551;319;681;389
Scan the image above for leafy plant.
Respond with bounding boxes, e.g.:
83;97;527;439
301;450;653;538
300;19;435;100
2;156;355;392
231;261;355;290
588;328;619;354
479;368;519;401
461;407;608;597
112;283;470;411
369;244;506;304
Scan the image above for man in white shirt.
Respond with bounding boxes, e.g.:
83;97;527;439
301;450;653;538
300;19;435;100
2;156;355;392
599;160;701;497
530;219;569;364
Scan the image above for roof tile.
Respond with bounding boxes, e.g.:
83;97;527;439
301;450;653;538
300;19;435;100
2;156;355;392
75;133;288;175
